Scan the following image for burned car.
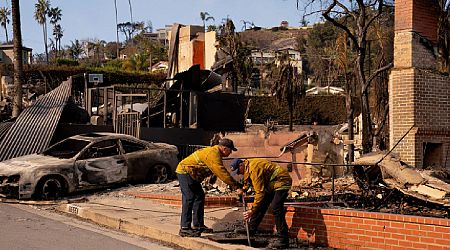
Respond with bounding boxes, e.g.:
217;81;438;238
0;133;178;200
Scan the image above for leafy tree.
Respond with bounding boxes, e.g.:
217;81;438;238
103;58;123;70
12;0;24;117
34;0;50;63
305;21;341;87
104;41;121;59
117;21;144;41
0;7;11;42
83;39;106;66
200;12;214;30
299;0;394;155
134;33;168;63
122;53;149;72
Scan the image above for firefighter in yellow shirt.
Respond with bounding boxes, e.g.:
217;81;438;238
231;158;292;249
176;138;242;237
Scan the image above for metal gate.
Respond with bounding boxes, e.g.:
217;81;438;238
115;112;141;138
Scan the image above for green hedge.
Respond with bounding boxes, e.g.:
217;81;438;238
246;95;350;125
23;65;166;93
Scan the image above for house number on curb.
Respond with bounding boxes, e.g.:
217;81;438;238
68;205;80;215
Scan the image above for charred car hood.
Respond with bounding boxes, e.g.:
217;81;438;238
0;154;72;174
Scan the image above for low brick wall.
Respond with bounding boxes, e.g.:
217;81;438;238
260;205;450;250
127;193;450;249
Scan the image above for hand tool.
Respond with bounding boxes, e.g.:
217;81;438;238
241;194;252;247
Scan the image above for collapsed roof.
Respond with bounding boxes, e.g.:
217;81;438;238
0;79;72;161
354;152;450;207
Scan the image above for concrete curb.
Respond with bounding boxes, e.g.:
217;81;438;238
58;204;255;250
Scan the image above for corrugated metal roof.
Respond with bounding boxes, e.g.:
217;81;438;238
0;121;14;140
0;79;72;161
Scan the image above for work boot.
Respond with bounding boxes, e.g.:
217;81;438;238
269;237;289;249
179;227;201;237
193;225;213;233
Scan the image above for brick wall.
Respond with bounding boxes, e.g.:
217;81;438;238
390;0;450;167
395;0;438;43
394;32;436;69
128;193;450;249
390;68;450;168
226;127;344;186
260;205;450;250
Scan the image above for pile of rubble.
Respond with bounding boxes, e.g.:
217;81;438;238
353;152;450;207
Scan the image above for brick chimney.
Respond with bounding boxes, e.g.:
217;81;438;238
389;0;450;168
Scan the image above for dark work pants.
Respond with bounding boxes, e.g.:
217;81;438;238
249;189;289;239
177;173;205;229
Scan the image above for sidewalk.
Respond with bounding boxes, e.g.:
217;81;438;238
57;194;257;250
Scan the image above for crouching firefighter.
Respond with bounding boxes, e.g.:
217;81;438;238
176;138;243;237
231;158;292;249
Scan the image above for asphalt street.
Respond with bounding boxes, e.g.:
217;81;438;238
0;202;175;250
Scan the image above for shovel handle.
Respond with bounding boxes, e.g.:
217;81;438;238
241;195;252;247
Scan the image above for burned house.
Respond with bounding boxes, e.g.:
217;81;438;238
144;65;246;132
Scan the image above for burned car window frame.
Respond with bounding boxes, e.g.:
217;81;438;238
78;139;122;160
120;139;148;154
42;138;90;159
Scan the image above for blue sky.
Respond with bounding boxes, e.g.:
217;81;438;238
1;0;307;54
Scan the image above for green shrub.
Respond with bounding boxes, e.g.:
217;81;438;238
56;58;79;66
103;59;123;70
246;95;356;125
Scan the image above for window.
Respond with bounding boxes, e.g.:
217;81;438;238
121;140;146;153
83;140;120;159
42;139;90;159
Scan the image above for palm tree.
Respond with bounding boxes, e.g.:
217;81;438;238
128;0;133;22
68;39;83;60
200;12;214;30
0;7;11;42
269;53;305;131
48;7;62;60
53;24;63;55
11;0;24;117
34;0;50;63
114;0;120;58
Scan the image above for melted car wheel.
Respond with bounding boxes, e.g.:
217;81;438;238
37;177;65;200
150;164;169;184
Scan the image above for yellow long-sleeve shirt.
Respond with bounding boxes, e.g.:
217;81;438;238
176;145;238;187
242;158;292;212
